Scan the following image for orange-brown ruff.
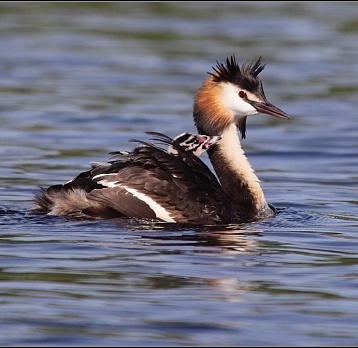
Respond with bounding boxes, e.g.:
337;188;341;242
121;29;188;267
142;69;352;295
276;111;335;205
32;55;290;224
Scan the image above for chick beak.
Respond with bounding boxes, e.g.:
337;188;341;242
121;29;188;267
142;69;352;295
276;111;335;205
196;134;222;150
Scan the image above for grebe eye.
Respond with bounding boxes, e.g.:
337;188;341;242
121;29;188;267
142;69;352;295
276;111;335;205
238;91;247;99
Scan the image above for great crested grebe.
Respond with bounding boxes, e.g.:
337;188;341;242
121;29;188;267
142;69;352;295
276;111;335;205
32;55;290;225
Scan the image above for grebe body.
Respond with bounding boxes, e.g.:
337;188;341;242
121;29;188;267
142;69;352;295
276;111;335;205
33;55;290;225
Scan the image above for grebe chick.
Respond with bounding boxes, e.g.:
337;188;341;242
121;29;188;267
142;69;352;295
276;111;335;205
32;55;290;224
145;131;221;158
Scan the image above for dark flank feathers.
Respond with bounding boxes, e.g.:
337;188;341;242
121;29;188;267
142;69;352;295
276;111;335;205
33;132;236;224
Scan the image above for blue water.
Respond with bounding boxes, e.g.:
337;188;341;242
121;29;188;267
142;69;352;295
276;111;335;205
0;2;358;346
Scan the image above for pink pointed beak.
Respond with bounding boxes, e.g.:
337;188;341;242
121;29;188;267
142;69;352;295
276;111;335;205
196;134;222;150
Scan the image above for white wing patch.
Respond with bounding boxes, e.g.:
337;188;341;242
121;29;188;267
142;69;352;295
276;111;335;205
123;186;175;223
93;173;176;223
94;173;120;188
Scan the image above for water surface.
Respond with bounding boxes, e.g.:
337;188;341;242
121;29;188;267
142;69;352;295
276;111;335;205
0;2;358;346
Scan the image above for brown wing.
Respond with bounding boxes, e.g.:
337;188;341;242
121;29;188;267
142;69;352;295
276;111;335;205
88;145;232;224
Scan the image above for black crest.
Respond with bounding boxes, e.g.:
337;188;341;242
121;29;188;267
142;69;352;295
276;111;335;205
209;55;265;92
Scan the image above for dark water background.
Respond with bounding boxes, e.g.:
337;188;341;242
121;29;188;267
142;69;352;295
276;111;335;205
0;2;358;346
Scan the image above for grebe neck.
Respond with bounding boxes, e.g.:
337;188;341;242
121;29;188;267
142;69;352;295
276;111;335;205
207;123;272;220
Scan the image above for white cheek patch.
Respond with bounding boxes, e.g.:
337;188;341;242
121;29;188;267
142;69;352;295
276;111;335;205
221;83;257;117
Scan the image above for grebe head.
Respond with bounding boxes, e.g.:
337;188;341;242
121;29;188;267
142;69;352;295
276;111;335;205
168;133;222;157
193;55;290;138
